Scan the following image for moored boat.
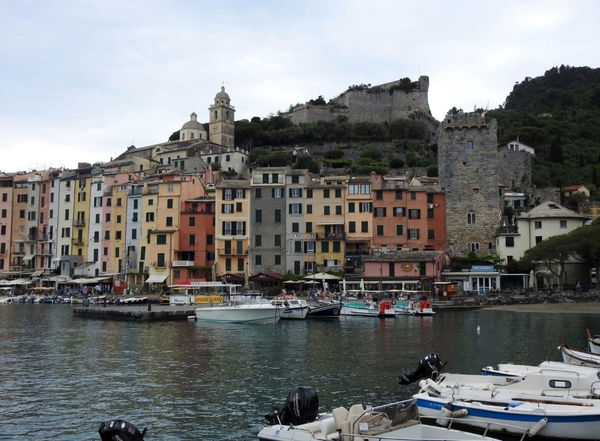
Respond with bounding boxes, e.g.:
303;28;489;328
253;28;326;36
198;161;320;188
193;294;283;324
271;295;309;320
587;328;600;354
402;299;435;316
558;335;600;367
340;300;396;318
306;300;341;318
258;387;501;441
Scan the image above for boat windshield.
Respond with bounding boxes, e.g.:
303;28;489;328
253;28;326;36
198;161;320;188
231;295;270;305
371;400;420;426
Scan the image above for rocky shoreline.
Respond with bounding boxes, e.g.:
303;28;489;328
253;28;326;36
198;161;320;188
478;291;600;314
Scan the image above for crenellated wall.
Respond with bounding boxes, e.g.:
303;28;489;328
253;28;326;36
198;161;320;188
283;76;431;125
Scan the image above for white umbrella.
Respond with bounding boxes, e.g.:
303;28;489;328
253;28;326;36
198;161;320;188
303;272;340;280
529;270;535;289
360;278;365;291
342;278;347;295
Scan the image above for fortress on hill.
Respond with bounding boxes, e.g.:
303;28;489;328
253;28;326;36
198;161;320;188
282;76;433;125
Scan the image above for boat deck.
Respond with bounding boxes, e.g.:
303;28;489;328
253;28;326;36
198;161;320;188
73;304;196;321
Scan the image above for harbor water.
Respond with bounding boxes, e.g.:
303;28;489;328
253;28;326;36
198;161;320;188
0;303;597;440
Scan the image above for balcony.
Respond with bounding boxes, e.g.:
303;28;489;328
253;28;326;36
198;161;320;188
72;238;85;246
496;225;519;235
73;218;86;227
315;232;346;240
172;260;194;267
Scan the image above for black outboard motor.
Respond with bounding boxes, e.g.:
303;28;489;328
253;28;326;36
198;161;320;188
99;419;147;441
265;386;319;426
398;353;447;385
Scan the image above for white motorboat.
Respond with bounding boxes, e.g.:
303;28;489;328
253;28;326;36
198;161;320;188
258;387;501;441
270;296;309;319
193;294;282;324
588;328;600;354
340;300;397;318
558;336;600;367
402;299;435;316
413;377;600;440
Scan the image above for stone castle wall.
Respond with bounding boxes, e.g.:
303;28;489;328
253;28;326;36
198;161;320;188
497;148;532;194
438;114;500;257
284;76;431;125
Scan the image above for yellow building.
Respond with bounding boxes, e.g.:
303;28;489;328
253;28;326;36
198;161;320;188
345;175;373;275
305;176;346;273
215;180;250;277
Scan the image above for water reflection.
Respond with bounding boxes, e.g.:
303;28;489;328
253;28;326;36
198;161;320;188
0;305;597;440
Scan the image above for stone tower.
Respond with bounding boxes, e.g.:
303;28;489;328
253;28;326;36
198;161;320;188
438;113;499;257
209;86;235;148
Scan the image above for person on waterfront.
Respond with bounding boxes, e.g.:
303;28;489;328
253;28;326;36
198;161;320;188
83;297;90;308
434;286;440;301
576;280;582;293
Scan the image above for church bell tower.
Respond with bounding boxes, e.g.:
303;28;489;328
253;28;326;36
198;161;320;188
209;86;235;148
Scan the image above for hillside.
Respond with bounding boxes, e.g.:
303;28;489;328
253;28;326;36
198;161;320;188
489;65;600;193
227;66;600;197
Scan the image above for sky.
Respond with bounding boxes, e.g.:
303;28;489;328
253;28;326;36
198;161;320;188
1;0;598;173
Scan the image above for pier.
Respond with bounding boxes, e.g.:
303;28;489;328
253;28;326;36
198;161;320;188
73;304;196;321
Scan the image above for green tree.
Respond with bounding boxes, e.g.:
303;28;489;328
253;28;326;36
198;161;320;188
523;234;578;291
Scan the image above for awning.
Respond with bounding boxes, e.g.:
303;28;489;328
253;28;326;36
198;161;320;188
316;221;345;225
31;270;44;277
146;275;167;283
23;255;34;261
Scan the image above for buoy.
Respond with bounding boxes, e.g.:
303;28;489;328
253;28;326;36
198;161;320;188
477;326;481;332
528;417;548;437
436;404;453;427
451;409;468;418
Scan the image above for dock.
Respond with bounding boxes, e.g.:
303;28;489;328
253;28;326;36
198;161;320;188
73;304;196;321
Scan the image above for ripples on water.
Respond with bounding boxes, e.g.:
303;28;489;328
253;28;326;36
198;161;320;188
0;304;597;440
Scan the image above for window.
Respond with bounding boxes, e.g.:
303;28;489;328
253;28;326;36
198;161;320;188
467;140;474;149
116;214;122;223
467;212;476;225
235;189;244;199
535;236;543;244
189;217;195;227
157;234;167;245
145;212;154;222
376;225;384;236
166;217;173;227
408;228;420;239
375;190;383;200
335;188;342;198
335;206;342;215
410;191;416;200
394;207;405;217
306;189;313;198
360;184;370;194
395;190;403;200
116;231;122;240
225;258;232;271
560;220;567;228
255;209;262;223
396;225;403;236
348;221;356;233
292;223;299;233
506;237;514;247
157;253;165;267
262;174;269;183
255;188;262;198
374;207;386;217
224;189;233;200
321;242;329;253
206;234;213;245
427;193;434;204
535;221;542;229
428;230;435;239
361;221;368;233
306;222;312;233
348;202;355;213
294;241;301;253
222;204;234;213
167;199;173;209
274;209;282;223
306;204;312;214
255;255;262;265
323;189;330;198
408;209;420;219
272;188;283;198
237;258;244;271
291;175;299;184
359;202;371;213
333;241;341;252
348;184;359;194
236;202;242;212
289;188;302;198
275;255;281;265
255;235;262;247
274;235;281;246
324;206;330;215
289;203;302;214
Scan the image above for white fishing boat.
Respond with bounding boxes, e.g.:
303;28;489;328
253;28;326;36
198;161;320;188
340;300;397;318
558;335;600;367
193;294;283;324
402;299;435;316
587;328;600;354
270;295;309;320
258;387;501;441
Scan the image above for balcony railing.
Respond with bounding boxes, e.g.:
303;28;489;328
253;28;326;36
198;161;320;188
73;219;86;226
315;232;346;240
496;226;519;235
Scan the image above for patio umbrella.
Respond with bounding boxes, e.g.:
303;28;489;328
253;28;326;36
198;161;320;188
529;269;536;289
360;278;365;291
342;278;347;295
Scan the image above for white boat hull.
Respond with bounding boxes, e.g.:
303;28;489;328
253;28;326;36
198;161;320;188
415;391;600;440
194;302;282;324
587;329;600;354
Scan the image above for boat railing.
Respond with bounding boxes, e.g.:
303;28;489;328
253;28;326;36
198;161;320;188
420;414;531;441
